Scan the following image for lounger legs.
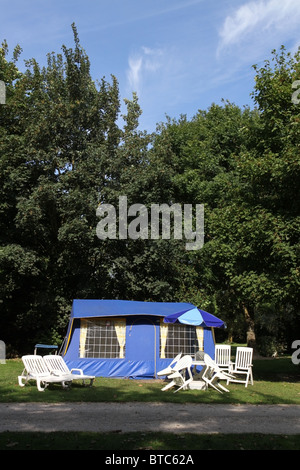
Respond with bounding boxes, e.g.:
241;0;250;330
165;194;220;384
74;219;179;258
18;375;27;388
18;374;71;391
37;380;48;392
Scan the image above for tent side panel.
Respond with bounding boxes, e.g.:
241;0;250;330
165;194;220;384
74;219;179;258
64;358;172;379
62;319;81;360
63;316;173;378
204;327;215;359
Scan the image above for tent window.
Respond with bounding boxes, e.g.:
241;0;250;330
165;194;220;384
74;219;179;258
160;323;200;358
80;318;126;358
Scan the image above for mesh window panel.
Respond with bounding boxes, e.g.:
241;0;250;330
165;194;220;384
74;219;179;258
84;319;122;358
162;323;198;358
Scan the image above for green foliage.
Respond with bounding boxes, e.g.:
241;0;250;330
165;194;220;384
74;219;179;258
153;55;300;353
0;26;123;352
0;28;299;356
0;26;188;353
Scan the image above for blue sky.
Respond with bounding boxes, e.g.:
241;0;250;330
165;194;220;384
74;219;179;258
2;0;300;132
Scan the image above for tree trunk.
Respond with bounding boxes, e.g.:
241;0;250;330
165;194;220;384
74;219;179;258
242;304;257;350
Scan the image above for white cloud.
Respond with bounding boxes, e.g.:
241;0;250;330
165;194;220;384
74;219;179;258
127;55;143;93
126;47;165;95
218;0;300;51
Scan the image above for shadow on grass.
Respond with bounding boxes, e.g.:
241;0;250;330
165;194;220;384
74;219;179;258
253;358;300;382
1;431;300;450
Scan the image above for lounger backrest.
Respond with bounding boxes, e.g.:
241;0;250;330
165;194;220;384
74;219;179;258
44;355;70;374
22;355;49;376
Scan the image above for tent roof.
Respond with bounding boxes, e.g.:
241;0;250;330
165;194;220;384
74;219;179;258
70;299;194;319
70;299;225;328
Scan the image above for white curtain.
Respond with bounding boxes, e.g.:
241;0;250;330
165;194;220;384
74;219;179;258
79;319;88;358
114;318;126;358
160;319;168;358
196;326;204;351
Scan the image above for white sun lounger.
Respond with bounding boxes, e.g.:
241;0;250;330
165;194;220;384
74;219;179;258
18;355;73;392
43;355;95;386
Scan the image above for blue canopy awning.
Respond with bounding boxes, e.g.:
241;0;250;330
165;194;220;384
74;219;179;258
70;299;225;328
70;299;194;319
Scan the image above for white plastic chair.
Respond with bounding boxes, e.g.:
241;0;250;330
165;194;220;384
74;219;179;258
227;347;253;387
161;355;193;392
157;353;182;377
18;355;72;392
202;354;235;393
215;344;232;372
44;355;95;386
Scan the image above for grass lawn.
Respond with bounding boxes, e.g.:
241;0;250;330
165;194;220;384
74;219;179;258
1;356;299;404
0;356;299;450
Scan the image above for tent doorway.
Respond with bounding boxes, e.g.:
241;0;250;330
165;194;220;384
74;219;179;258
126;317;157;377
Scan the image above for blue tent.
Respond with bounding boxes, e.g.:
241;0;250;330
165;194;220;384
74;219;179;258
62;299;225;378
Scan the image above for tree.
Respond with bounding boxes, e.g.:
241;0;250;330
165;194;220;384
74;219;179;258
97;92;187;301
1;28;299;356
152;103;260;335
154;80;299;354
0;27;190;354
0;25;122;352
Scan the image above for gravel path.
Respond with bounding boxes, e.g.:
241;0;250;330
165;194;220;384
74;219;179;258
0;402;299;434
